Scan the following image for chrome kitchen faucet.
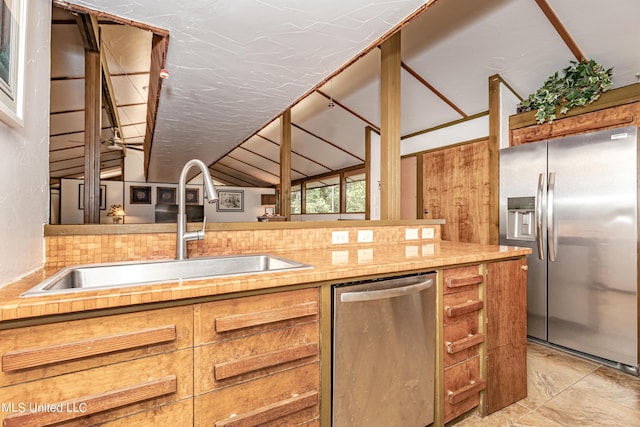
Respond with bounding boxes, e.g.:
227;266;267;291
176;159;218;260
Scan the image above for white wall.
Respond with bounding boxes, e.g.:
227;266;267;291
0;1;51;286
401;115;489;155
369;131;381;220
60;178;274;224
500;81;521;149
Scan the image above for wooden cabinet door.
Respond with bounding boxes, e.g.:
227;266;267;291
485;258;528;414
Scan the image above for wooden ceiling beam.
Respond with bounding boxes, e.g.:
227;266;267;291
209;166;262;187
401;61;467;117
535;0;585;61
237;146;309;178
256;134;332;171
144;33;169;180
100;49;125;153
315;90;380;132
226;154;280;179
291;123;364;163
74;12;126;184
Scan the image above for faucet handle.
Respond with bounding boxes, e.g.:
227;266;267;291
194;216;207;240
182;216;208;242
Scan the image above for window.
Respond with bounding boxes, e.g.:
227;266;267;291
345;171;365;213
305;176;340;213
291;184;301;214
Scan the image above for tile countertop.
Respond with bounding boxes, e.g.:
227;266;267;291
0;241;531;323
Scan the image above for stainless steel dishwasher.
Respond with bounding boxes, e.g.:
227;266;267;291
332;272;436;427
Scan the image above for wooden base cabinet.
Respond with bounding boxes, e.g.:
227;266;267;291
485;258;528;415
193;288;321;426
442;265;486;423
440;258;528;424
0;288;320;427
0;306;194;427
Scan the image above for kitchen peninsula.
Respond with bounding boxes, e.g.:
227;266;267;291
0;220;530;426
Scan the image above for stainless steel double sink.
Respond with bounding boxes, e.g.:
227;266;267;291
22;254;312;297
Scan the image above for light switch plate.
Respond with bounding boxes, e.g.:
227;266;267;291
332;230;349;244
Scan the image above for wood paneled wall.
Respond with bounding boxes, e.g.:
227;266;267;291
422;139;491;244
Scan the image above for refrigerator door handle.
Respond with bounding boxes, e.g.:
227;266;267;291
536;173;545;260
548;172;557;261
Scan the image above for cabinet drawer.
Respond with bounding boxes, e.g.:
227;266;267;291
194;288;319;345
53;399;194;427
0;305;193;387
194;362;320;427
1;349;193;427
443;313;482;367
443;286;482;325
444;355;485;423
195;322;319;394
443;265;483;295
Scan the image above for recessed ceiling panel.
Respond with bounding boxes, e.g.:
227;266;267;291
211;163;268;187
292;92;367;161
117;104;148;126
291;127;361;172
50;111;84;135
50;23;85;79
50;79;84;113
231;148;280;176
111;74;150;106
101;24;153;74
218;157;279;186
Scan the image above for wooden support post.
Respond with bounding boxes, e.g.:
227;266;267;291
84;49;101;224
380;32;402;220
488;74;501;244
279;110;292;219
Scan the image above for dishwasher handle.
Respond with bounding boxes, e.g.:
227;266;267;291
340;278;434;303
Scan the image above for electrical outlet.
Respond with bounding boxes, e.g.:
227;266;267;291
422;228;435;239
405;228;419;240
357;229;374;243
332;230;349;244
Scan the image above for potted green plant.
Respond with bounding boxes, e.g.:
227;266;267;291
517;59;614;124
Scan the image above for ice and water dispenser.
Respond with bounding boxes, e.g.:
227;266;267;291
506;197;535;241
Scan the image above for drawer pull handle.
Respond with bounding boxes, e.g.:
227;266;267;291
2;325;177;372
446;274;483;289
215;390;318;427
446;300;483;318
2;375;177;427
214;343;318;380
448;379;487;405
447;334;484;354
215;302;318;332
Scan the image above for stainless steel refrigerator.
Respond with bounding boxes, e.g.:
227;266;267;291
499;125;638;373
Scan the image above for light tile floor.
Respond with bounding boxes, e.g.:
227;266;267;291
454;342;640;427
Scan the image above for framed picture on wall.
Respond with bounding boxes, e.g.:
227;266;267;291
0;0;26;127
78;184;106;210
185;188;199;205
216;190;244;212
130;186;151;204
157;187;176;204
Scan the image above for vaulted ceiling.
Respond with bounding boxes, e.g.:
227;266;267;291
50;0;640;187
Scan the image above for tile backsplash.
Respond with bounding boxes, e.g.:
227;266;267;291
45;224;441;267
